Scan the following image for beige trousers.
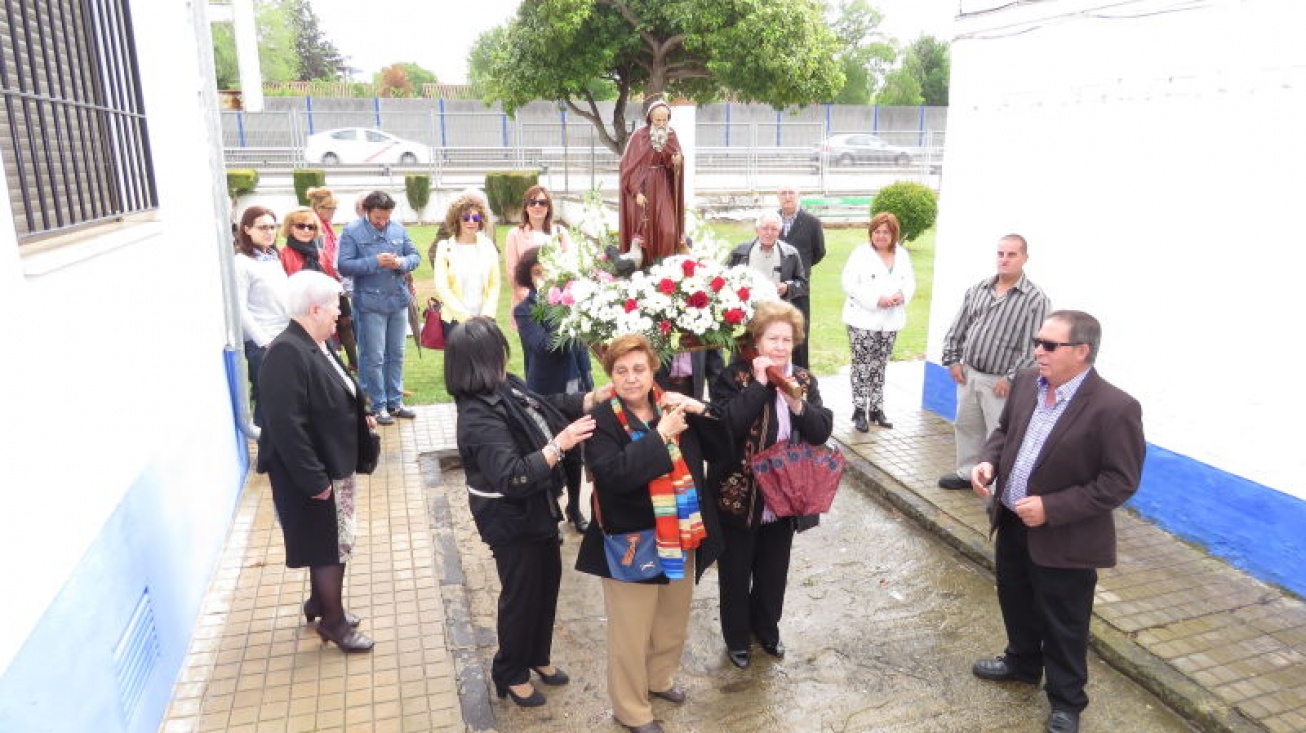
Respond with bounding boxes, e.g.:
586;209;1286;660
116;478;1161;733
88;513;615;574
602;555;695;727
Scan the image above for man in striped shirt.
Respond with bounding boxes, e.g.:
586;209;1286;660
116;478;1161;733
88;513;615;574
938;234;1051;490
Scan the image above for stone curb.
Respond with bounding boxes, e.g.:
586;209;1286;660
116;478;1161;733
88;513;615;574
835;439;1268;733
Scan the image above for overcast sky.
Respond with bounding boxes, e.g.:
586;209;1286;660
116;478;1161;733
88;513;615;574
308;0;958;83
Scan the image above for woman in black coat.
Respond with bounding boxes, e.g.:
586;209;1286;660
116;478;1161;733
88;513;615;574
257;270;376;653
575;334;725;733
708;300;834;670
446;317;604;707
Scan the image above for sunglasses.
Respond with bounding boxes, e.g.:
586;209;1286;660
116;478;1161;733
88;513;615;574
292;222;318;231
462;214;483;223
1032;338;1084;352
526;199;550;207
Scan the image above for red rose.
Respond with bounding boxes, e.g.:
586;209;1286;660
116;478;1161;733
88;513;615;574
681;260;697;277
658;320;673;335
658;278;676;295
737;287;751;301
710;276;726;292
687;291;709;308
724;308;746;325
624;298;639;313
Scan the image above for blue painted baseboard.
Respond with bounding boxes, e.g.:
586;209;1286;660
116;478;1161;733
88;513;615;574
920;359;1306;598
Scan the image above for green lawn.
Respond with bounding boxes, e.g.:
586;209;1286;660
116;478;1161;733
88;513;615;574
395;222;935;404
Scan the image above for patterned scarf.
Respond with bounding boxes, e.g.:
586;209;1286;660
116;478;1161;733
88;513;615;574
610;387;706;580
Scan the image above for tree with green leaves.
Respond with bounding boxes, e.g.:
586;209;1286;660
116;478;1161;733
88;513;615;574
829;0;897;105
210;0;342;88
374;62;438;93
877;34;949;106
473;0;844;155
289;0;344;81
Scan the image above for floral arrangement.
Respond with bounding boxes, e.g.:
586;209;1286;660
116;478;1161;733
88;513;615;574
536;194;777;363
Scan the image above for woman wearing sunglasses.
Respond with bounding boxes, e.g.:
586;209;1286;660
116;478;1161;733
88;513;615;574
234;206;290;430
279;207;339;278
505;185;572;311
434;194;502;336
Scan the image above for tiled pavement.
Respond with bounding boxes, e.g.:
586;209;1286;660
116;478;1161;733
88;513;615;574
160;362;1306;733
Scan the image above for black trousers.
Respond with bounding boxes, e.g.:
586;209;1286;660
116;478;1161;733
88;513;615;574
996;508;1097;713
718;519;795;651
791;296;812;369
490;537;562;687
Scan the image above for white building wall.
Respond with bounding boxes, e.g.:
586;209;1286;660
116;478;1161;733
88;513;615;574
928;0;1306;498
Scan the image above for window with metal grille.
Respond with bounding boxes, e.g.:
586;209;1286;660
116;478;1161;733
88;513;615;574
0;0;157;244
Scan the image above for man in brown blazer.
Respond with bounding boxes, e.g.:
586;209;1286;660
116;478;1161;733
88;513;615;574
967;310;1146;733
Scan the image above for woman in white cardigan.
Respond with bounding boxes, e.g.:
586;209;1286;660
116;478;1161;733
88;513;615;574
433;194;502;335
840;211;915;432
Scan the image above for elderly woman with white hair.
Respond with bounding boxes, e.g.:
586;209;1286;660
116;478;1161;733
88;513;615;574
258;270;378;653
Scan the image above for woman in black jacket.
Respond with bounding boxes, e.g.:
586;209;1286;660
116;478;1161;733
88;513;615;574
258;271;376;653
708;300;834;670
446;317;604;707
575;334;725;733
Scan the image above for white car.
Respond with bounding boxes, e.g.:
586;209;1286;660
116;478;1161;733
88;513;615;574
304;127;431;165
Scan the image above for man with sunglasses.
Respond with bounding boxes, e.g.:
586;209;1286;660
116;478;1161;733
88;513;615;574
938;234;1050;490
338;191;421;426
967;310;1145;733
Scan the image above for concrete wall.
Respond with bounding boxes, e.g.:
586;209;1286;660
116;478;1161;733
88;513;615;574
926;0;1306;594
0;2;248;731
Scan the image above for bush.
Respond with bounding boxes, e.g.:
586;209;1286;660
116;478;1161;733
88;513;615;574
405;174;431;222
293;169;327;206
484;171;539;224
871;181;938;243
226;169;259;197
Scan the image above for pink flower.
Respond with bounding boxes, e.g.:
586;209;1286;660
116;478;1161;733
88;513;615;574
681;260;697;278
710;276;726;293
597;271;615;283
658;320;673;335
658;278;676;295
561;282;575;306
624;298;639;313
724;308;746;325
736;287;751;302
548;287;563;305
687;291;709;309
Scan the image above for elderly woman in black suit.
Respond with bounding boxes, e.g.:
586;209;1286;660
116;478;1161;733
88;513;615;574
257;270;376;653
576;334;725;733
709;299;833;669
446;317;605;707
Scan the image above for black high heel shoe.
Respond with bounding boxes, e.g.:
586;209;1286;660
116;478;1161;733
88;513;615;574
495;681;546;707
315;619;374;653
566;507;590;534
531;665;570;685
851;408;870;433
869;409;893;429
304;599;361;628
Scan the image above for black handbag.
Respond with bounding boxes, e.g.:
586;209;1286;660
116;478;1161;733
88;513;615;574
356;429;381;475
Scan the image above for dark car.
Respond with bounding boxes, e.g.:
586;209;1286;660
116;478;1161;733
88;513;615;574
814;133;914;167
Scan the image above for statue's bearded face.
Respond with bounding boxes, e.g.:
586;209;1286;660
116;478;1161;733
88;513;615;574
650;124;669;152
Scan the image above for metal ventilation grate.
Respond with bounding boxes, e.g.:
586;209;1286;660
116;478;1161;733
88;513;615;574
112;588;160;726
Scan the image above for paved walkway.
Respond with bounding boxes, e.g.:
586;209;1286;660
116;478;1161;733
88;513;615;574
160;362;1306;733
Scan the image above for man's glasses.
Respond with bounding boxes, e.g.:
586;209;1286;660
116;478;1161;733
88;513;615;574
292;222;318;231
1032;338;1084;352
462;214;483;222
526;199;550;207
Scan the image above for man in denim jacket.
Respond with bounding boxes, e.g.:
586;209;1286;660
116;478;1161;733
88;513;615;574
338;191;421;425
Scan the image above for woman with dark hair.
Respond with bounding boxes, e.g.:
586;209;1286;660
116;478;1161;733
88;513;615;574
433;195;501;333
512;248;593;532
841;211;915;431
576;333;724;733
505;184;571;310
446;317;607;707
235;205;289;428
258;270;375;653
708;299;833;670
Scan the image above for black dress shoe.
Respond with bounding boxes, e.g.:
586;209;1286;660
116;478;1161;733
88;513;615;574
650;686;686;703
971;656;1040;684
566;508;589;534
938;474;972;491
760;640;785;658
531;665;570;685
869;409;893;429
315;620;374;653
495;681;546;707
727;649;750;668
1047;709;1080;733
303;599;361;628
851;408;870;433
617;719;664;733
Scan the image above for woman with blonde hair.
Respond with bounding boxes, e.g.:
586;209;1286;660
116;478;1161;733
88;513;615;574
708;299;833;669
433;194;501;335
840;211;915;431
305;187;358;372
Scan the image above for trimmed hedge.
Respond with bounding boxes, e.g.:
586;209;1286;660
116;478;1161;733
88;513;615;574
226;169;259;197
293;169;327;206
871;181;938;243
405;174;431;222
484;170;539;224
